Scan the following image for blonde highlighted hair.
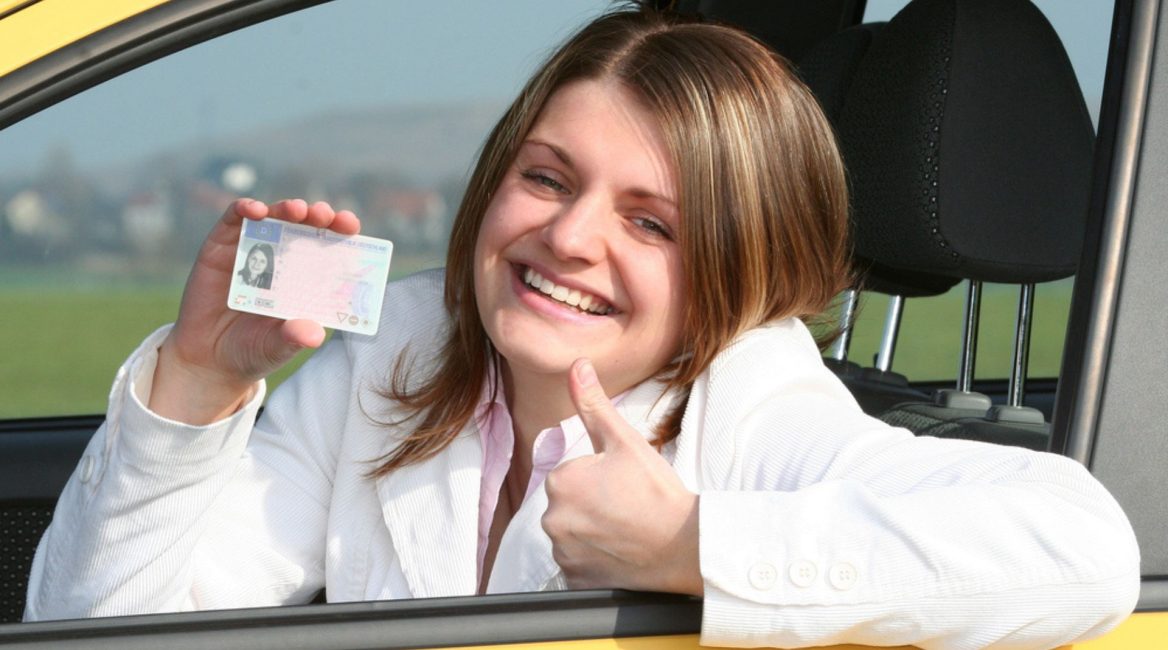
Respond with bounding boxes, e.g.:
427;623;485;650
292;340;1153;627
373;5;851;476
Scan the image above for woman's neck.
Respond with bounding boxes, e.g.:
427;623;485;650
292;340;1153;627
499;363;573;456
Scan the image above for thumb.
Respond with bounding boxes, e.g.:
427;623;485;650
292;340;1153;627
280;319;327;351
568;358;640;453
251;317;324;373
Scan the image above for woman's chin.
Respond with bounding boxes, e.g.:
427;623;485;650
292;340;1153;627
495;347;577;384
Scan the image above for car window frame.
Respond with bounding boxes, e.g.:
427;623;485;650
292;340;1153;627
1050;0;1168;611
0;0;330;132
0;0;1165;644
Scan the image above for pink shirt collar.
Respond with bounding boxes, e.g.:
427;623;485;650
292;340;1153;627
471;375;623;584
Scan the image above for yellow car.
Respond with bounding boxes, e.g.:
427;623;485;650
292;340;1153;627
0;0;1163;648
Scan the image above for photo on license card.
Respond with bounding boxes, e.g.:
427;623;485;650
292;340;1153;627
227;218;393;335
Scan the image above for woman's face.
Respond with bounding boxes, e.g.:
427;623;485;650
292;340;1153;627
474;79;686;395
248;249;268;276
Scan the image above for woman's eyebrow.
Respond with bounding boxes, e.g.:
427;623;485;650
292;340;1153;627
628;187;677;209
523;139;573;166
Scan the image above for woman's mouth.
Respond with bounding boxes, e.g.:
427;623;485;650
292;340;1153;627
521;266;615;316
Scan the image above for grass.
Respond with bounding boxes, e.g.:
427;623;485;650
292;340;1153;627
0;287;324;418
845;279;1074;382
0;276;1075;420
0;252;444;419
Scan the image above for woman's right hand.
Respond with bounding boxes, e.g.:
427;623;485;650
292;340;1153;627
149;199;360;425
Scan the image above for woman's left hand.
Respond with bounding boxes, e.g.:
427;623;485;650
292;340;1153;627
542;359;703;596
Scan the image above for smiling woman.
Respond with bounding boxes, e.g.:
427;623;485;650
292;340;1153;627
237;242;274;289
18;4;1140;650
473;79;687;432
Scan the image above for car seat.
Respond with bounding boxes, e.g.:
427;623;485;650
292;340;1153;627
801;0;1094;448
798;20;964;415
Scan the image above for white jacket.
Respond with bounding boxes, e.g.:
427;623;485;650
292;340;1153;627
25;269;1140;649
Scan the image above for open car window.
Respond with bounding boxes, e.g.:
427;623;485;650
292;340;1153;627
0;0;607;626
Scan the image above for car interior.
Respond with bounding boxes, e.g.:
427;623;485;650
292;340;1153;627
679;0;1091;451
797;0;1093;450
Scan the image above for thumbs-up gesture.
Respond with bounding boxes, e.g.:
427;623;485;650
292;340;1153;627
542;359;703;596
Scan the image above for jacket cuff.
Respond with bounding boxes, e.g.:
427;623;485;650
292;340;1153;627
102;324;266;473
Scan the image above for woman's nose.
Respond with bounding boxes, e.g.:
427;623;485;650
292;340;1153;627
540;195;608;263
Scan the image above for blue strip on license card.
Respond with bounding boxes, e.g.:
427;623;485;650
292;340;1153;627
227;218;393;336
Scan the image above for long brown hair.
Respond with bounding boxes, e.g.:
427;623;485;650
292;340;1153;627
371;6;851;476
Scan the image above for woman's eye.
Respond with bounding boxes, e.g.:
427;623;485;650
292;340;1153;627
521;170;568;193
633;216;673;240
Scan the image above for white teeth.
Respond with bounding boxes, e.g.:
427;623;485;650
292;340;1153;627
522;267;611;315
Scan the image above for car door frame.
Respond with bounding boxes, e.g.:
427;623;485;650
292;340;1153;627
1050;0;1168;614
0;0;1165;646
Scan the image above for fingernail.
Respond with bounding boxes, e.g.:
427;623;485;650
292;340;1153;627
576;359;597;387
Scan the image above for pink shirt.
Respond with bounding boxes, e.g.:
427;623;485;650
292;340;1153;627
472;381;620;583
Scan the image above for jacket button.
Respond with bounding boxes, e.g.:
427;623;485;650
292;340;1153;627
747;562;778;590
78;456;95;483
828;562;858;590
788;560;817;587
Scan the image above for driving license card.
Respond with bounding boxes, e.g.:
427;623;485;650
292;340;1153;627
227;218;393;336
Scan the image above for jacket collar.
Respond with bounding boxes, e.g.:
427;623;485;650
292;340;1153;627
486;376;676;594
375;431;482;598
374;376;677;598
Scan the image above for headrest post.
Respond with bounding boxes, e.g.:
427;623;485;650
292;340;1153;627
874;295;904;372
957;280;982;393
828;288;860;361
1008;283;1036;407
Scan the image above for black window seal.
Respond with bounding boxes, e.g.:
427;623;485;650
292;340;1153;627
1139;577;1168;611
1;590;703;648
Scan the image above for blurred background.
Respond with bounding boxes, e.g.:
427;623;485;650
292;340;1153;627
0;0;1112;417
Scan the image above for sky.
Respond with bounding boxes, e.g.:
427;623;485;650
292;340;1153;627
0;0;607;175
0;0;1115;178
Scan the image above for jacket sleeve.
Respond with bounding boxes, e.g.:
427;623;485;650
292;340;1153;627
23;324;354;620
690;325;1141;650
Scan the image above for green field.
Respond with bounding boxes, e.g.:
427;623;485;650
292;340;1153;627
0;287;327;417
0;277;1074;419
844;279;1073;383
